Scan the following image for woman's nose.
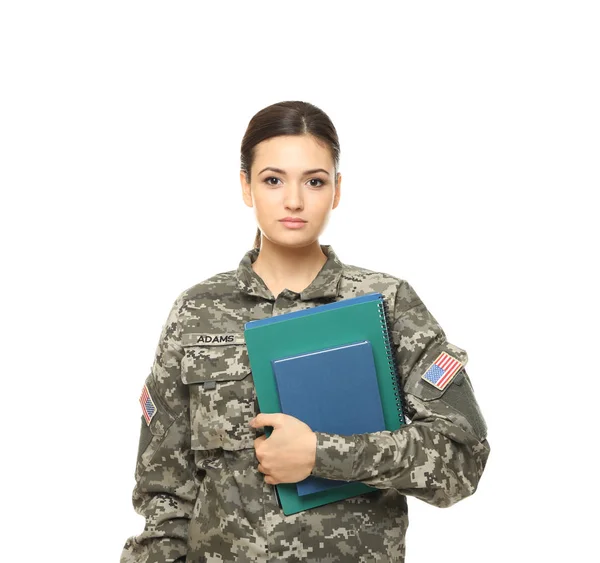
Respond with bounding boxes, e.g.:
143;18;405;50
283;184;304;209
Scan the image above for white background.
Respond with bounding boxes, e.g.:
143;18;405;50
2;1;598;561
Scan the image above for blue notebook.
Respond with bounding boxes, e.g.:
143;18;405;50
271;340;386;496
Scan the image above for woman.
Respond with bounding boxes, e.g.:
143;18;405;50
121;101;490;563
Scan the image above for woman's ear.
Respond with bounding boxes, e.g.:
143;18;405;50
240;170;253;208
332;172;342;210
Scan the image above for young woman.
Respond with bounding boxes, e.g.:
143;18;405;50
121;101;490;563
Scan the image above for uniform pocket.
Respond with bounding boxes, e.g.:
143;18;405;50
405;339;469;402
441;369;488;440
137;375;176;468
181;335;257;451
403;339;487;441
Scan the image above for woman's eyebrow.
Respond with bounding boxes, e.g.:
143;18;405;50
258;167;330;176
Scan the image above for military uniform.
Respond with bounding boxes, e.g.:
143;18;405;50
121;244;490;563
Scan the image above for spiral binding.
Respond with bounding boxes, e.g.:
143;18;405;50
377;297;406;425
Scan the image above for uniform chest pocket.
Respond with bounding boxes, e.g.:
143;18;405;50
181;336;257;451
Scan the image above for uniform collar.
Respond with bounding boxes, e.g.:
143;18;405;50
236;244;343;301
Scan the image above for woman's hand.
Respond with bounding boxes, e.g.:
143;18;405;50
249;413;317;485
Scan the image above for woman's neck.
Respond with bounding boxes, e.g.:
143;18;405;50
251;239;328;297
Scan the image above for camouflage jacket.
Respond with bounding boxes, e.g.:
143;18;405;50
121;244;490;563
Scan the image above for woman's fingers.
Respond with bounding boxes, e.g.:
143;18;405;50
257;464;276;484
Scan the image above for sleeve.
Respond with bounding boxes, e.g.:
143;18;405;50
120;293;202;563
309;281;491;508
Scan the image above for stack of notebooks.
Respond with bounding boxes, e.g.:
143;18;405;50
244;292;405;515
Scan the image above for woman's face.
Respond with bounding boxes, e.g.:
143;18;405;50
241;134;341;249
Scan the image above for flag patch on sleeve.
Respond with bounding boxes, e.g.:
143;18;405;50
421;351;464;390
139;384;157;425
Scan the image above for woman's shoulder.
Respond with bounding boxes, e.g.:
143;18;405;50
338;260;423;313
340;260;415;293
168;268;239;311
342;259;402;284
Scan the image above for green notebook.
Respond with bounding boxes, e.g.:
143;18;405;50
244;292;405;515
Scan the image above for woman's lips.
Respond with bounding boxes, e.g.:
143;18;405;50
279;220;307;229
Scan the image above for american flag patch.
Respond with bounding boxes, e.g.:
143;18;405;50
139;384;157;425
421;351;464;390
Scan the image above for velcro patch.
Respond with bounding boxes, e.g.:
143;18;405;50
421;351;464;390
139;384;157;425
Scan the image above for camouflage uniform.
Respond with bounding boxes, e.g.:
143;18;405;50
121;244;490;563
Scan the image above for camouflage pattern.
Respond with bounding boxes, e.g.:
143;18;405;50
121;244;490;563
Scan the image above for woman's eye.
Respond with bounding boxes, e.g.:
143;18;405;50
264;177;325;187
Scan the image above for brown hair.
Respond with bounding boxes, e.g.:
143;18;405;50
240;101;341;250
